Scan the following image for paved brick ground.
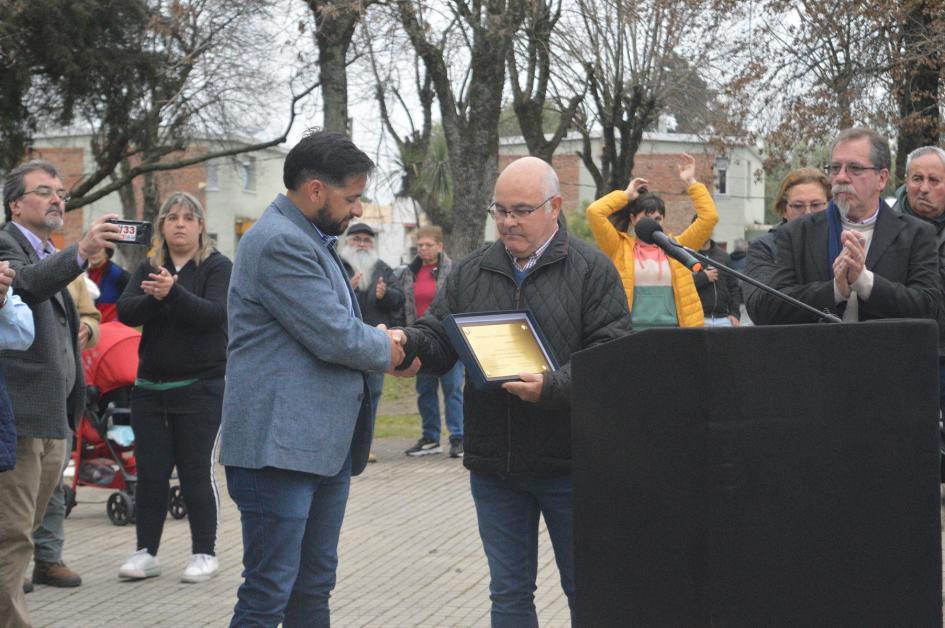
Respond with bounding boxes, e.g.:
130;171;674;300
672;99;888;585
26;437;572;627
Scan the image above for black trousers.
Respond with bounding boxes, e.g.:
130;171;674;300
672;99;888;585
131;378;223;556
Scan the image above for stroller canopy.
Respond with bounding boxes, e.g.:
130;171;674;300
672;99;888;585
82;321;140;395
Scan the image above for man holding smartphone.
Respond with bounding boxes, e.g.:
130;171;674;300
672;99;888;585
0;159;121;625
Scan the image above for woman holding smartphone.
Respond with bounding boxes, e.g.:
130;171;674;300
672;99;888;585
116;191;232;583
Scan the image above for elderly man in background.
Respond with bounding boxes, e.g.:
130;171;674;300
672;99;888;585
339;223;404;462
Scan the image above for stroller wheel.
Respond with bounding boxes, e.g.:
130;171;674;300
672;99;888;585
168;485;187;519
63;484;76;518
107;491;134;526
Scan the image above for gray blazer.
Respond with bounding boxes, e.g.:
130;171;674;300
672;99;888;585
0;222;85;438
220;194;391;477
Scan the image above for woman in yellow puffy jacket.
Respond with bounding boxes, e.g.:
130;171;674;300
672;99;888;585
586;153;718;329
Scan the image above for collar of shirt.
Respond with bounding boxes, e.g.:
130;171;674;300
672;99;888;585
505;226;559;273
12;222;55;259
310;222;339;249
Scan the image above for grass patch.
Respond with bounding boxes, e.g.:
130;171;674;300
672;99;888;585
375;413;420;439
382;374;415;401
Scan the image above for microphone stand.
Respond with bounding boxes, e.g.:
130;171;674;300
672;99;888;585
681;245;843;324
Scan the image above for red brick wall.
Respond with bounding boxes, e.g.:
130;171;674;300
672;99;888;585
629;154;714;237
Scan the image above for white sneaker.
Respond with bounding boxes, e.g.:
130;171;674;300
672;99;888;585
118;549;161;580
181;553;219;583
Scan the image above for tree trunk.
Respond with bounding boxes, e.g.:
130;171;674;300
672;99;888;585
310;1;368;135
894;1;942;185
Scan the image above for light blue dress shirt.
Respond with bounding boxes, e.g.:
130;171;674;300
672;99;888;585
0;286;34;350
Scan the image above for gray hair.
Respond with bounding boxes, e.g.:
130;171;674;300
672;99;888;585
830;127;891;171
3;160;61;222
905;146;945;174
542;166;561;204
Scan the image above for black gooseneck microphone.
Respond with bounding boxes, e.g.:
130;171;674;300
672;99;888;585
634;217;703;272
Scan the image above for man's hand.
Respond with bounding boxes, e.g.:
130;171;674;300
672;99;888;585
141;266;176;300
727;314;740;327
78;214;122;261
0;261;14;308
840;230;866;284
502;372;544;403
677;152;697;187
704;267;719;283
377;324;406;371
833;256;851;299
390;357;421;377
375;276;386;300
351;272;362;290
78;323;92;349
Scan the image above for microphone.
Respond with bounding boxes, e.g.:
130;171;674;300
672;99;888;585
634;218;703;272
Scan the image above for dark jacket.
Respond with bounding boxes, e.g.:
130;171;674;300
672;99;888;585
743;221;784;312
0;222;85;438
341;258;405;327
118;250;232;381
747;205;941;325
402;229;632;476
892;186;945;354
693;240;741;318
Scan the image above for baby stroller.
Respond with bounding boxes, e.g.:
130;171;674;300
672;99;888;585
66;321;187;525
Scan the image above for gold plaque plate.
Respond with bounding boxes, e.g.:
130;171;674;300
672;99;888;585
453;312;554;381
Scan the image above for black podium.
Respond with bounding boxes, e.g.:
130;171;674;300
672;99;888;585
572;320;942;627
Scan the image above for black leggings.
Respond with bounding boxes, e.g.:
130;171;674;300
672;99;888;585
131;379;223;556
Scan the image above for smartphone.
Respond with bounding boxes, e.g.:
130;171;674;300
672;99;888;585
106;219;153;246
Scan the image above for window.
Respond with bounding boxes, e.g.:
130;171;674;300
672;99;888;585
241;156;257;192
715;156;729;196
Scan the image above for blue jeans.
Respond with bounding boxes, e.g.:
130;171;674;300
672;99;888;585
226;456;352;628
416;361;464;442
469;472;575;628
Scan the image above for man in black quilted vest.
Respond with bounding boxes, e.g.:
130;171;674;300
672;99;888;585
394;156;632;627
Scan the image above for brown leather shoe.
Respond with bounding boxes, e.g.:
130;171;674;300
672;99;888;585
32;561;82;587
367;452;378;463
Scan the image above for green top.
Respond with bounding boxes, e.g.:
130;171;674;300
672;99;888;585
134;378;198;391
631;285;678;330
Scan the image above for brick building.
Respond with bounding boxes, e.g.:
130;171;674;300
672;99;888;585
17;133;288;261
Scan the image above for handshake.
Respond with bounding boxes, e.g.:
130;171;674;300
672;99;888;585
378;324;420;376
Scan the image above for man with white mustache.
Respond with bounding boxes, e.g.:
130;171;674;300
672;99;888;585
0;159;121;626
749;127;941;325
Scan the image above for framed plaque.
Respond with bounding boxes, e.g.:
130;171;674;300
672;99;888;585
443;310;559;391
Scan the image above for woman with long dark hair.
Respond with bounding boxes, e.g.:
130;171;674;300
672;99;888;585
116;191;231;583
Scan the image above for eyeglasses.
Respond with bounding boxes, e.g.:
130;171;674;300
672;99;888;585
823;163;883;177
21;186;70;203
486;196;555;221
786;200;828;213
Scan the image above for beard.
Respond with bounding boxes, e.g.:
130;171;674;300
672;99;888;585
44;210;64;231
831;183;856;215
313;198;350;236
339;245;379;291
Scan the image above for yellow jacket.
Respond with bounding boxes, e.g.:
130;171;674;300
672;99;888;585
586;182;719;327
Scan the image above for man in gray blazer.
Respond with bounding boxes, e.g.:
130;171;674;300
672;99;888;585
0;159;120;627
220;130;405;627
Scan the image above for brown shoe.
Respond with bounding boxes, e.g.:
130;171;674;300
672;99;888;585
367;452;378;463
32;561;82;587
